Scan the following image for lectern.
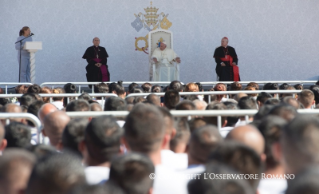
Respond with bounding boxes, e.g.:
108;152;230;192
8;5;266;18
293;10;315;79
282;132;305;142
23;42;42;83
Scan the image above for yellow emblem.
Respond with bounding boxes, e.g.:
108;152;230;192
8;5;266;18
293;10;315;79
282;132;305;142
131;1;173;54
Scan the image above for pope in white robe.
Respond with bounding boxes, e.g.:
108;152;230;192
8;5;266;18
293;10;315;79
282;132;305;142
151;41;181;81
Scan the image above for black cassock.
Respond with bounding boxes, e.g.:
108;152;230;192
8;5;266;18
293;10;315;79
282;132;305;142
82;46;110;82
213;46;239;81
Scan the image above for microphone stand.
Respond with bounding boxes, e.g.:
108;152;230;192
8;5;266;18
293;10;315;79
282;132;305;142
15;33;34;82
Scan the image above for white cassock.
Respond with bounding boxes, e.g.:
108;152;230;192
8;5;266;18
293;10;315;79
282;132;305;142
151;48;179;81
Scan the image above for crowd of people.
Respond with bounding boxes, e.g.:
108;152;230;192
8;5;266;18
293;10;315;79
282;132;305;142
0;80;319;194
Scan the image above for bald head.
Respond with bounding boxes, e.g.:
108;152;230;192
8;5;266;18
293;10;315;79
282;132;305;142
38;103;58;124
43;111;70;148
226;125;265;156
233;93;248;102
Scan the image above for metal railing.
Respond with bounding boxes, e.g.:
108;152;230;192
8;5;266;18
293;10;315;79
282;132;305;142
198;80;318;86
0;82;33;94
66;109;319;130
0;113;42;143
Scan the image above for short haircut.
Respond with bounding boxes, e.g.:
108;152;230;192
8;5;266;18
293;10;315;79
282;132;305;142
263;83;279;90
230;81;242;90
286;167;319;194
27;144;57;160
267;104;298;121
110;81;125;95
279;83;290;90
0;149;36;194
310;85;319;105
247;82;259;90
26;153;86;194
188;163;254;194
299;89;315;108
185;83;199;92
146;94;160;106
69;183;125;194
124;104;165;153
94;83;109;93
208;141;263;190
264;98;281;106
205;102;227;126
157;107;174;135
20;93;37;106
66;100;90;112
5;122;31;148
62;118;89;156
223;101;239;127
281;115;319;174
253;104;274;121
238;96;257;110
125;96;135;105
164;90;180;109
188;125;223;164
294;83;303;90
258;116;287;169
78;92;92;102
128;82;139;92
52;87;65;101
141;82;152;93
169;80;183;92
63;83;77;93
175;100;196;110
104;97;126;111
27;100;45;126
109;153;155;194
170;118;190;152
26;84;41;94
151;85;162;93
85;116;123;163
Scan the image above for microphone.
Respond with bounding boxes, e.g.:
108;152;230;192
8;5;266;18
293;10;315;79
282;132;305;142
30;33;34;36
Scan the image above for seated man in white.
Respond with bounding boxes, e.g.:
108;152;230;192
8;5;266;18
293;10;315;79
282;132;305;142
151;41;181;81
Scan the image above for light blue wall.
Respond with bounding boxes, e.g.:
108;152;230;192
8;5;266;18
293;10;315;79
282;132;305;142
1;0;319;84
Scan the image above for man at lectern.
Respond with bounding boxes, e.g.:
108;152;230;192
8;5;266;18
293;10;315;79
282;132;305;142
82;37;110;83
15;26;32;82
151;41;181;81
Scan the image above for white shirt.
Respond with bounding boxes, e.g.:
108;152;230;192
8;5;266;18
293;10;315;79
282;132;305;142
220;126;234;138
161;149;188;170
258;179;287;194
85;166;110;185
51;101;64;110
181;164;205;175
153;165;188;194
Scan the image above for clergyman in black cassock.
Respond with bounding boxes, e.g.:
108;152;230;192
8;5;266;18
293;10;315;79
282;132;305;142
82;37;110;83
213;37;240;81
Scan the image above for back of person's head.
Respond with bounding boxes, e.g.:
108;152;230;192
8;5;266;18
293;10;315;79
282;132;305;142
27;144;57;160
5;122;31;148
26;84;41;94
263;83;279;90
62;118;89;157
69;183;125;194
52;87;65;101
20;93;37;106
0;148;36;194
146;94;161;106
151;85;162;93
125;96;135;105
169;80;183;92
113;82;126;96
298;89;315;108
130;88;143;94
2;104;22;124
195;82;203;91
109;153;155;194
264;98;280;106
188;125;223;164
124;104;165;154
281;115;319;174
188;163;254;194
15;85;26;94
286;167;319;194
230;81;242;90
170;118;190;153
253;104;274;121
63;83;77;93
267;103;298;121
66;100;90;112
104;97;126;111
78;92;92;102
176;100;196;110
185;83;199;92
27;100;45;126
164;90;180;109
208;141;263;191
141;82;152;93
84;116;122;164
133;96;146;104
26;153;86;194
282;96;300;109
94;82;109;93
223;101;239;127
279;83;290;90
238;96;257;110
310;85;319;105
128;82;139;93
193;99;207;110
205;102;227;126
258;116;287;170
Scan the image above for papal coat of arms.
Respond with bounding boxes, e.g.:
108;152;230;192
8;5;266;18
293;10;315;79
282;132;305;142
131;1;172;54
